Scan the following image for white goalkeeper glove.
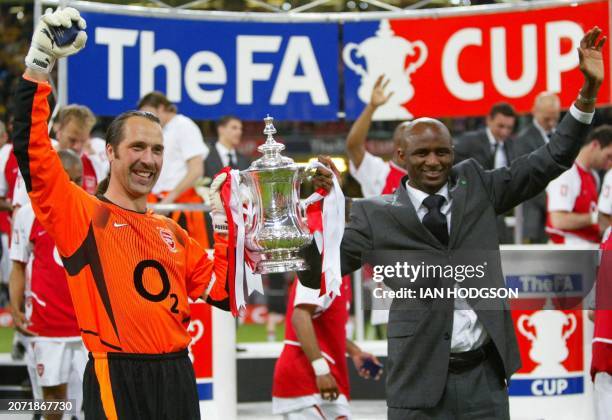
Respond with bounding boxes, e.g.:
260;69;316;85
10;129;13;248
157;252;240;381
25;7;87;74
210;173;228;235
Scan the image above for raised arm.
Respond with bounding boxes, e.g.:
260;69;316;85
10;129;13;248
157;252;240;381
13;8;96;256
346;75;393;168
482;27;606;214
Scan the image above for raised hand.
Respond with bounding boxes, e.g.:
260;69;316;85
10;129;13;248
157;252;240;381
578;26;607;86
25;7;87;73
370;75;394;108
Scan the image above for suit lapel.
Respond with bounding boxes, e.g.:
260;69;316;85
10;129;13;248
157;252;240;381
448;170;466;248
386;177;441;249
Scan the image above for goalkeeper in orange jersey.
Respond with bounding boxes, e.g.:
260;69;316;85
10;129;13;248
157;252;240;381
13;7;324;419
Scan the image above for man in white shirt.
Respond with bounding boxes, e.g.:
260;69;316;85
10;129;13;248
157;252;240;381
138;91;209;247
346;75;409;198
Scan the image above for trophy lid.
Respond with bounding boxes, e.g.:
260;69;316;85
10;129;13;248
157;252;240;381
247;115;295;170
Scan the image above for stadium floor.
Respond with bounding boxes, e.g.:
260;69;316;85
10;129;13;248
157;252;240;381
238;401;388;419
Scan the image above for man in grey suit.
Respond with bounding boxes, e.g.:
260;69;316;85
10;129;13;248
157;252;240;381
204;116;250;244
299;27;606;419
203;115;251;178
515;93;561;243
454;102;518;170
454;103;519;243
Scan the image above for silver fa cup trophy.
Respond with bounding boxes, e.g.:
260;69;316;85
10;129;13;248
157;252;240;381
240;115;314;274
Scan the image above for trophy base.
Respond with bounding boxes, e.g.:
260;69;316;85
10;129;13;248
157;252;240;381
254;250;310;274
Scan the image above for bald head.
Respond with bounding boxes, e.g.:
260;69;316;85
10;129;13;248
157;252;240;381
397;118;454;194
533;92;561;133
57;149;83;185
401;118;452;148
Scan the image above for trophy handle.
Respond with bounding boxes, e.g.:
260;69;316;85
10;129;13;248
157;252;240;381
298;164;319;182
343;43;368;78
562;313;577;340
517;314;536;342
239;182;256;231
405;40;428;76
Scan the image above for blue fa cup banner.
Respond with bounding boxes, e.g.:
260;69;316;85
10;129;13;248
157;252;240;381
67;12;339;121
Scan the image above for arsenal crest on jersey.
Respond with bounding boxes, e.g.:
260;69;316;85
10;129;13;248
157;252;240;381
159;228;178;253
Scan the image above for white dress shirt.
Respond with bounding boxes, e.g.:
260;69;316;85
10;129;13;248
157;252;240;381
533;118;553;144
215;141;238;168
153;114;208;194
405;181;489;352
486;128;507;169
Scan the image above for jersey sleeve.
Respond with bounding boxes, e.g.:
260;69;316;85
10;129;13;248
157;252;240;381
185;231;229;307
546;167;580;212
349;151;390;198
293;281;336;314
12;173;30;208
599;170;612;216
9;205;34;263
12;77;95;257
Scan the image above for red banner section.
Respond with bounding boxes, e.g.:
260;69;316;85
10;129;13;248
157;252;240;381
394;1;610;117
344;0;611;119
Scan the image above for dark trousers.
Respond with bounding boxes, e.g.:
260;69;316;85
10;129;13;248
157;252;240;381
388;356;510;420
83;349;200;420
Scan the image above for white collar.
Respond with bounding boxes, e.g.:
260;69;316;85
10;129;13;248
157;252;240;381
533;118;553;141
405;181;450;212
216;141;235;157
485;127;499;147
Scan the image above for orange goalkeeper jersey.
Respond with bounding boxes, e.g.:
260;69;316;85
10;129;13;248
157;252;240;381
13;77;229;355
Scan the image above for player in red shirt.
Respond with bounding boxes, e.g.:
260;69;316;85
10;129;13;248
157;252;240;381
273;276;382;418
346;75;408;198
546;125;612;244
9;150;86;420
592;227;612;420
0;123;16;293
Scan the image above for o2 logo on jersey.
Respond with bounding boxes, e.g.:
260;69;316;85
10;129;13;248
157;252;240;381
158;228;178;253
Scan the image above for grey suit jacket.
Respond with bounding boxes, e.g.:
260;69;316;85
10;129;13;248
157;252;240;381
454;128;517;169
203;141;251;178
515;123;550;243
299;112;590;408
454;128;519;243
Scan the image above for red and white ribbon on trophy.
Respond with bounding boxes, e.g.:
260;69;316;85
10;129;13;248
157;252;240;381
218;163;345;316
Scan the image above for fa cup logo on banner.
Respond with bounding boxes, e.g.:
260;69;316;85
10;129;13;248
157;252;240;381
343;20;428;120
187;319;205;363
517;308;577;376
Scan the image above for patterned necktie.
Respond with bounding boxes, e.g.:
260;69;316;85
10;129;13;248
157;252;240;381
422;194;449;246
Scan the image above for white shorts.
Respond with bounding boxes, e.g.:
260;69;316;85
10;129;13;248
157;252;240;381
282;402;350;420
32;339;87;387
274;394;351;419
595;372;612;420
